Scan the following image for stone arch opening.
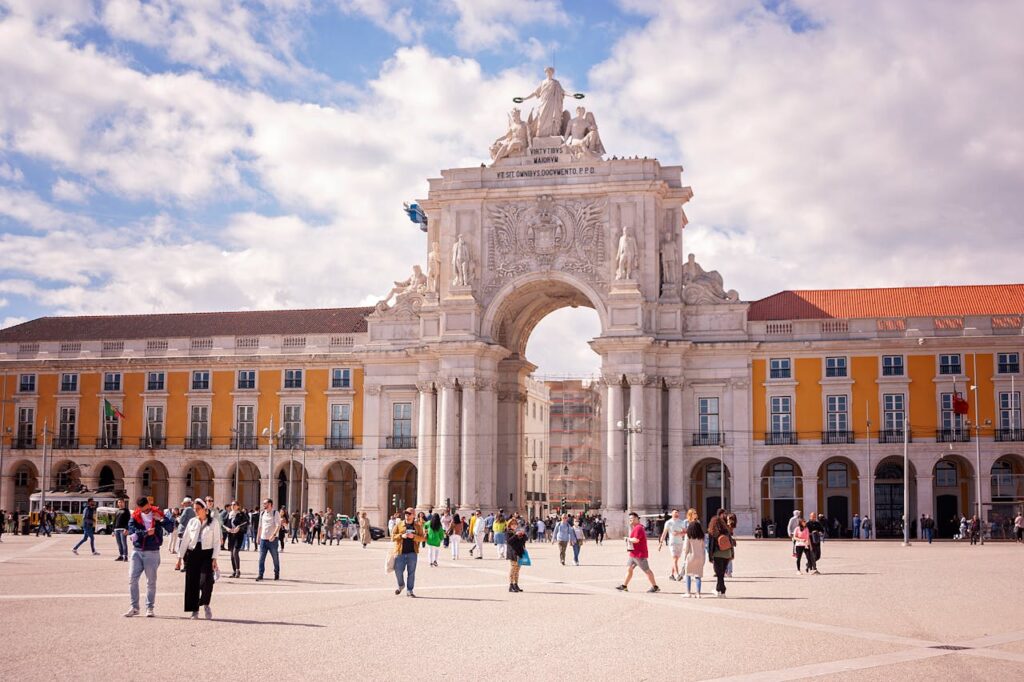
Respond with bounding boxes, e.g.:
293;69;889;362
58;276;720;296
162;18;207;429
816;456;860;536
138;460;169;508
386;460;417;515
9;459;39;513
760;458;804;535
326;460;358;517
95;460;125;496
931;454;975;538
52;459;82;491
690;458;731;526
991;454;1024;537
874;456;917;538
228;460;262;509
275;460;308;512
183;460;214;501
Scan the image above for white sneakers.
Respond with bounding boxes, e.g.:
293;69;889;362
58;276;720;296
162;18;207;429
146;607;154;617
123;607;139;617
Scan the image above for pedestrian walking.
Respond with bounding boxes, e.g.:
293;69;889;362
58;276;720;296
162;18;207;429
969;515;981;545
571;517;585;566
225;500;248;578
0;509;5;542
792;517;818;574
807;512;824;570
682;517;705;598
658;508;687;581
472;509;486;559
171;497;195;559
391;507;425;597
359;511;371;547
616;512;660;593
506;521;529;593
113;498;130;562
862;515;872;539
176;497;222;620
535;517;546;543
449;514;464;559
786;509;801;558
1015;513;1024;543
72;497;100;556
278;508;289;552
425;513;444;567
852;513;861;540
493;513;508;559
553;514;573;565
708;509;735;597
124;496;176;617
256;499;281;581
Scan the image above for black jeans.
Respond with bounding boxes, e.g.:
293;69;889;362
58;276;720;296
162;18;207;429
183;547;215;612
227;534;244;573
713;556;729;594
796;545;816;571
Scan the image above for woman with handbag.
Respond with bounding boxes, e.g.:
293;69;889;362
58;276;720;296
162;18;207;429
176;497;222;619
505;520;529;593
792;517;818;574
682;517;705;598
224;500;248;578
707;509;734;598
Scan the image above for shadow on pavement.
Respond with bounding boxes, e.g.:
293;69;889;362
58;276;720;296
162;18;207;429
412;596;504;602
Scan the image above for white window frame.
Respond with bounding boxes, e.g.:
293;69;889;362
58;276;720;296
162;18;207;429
146;371;166;392
191;370;211;391
997;352;1020;375
283;369;303;390
698;397;720;434
769;358;791;379
103;372;122;392
825;357;848;378
18;374;36;393
999;391;1021;431
59;373;78;393
938;354;962;375
331;368;352;389
881;355;904;377
770;396;792;433
826;394;848;432
237;369;257;390
883;393;905;431
940;392;964;430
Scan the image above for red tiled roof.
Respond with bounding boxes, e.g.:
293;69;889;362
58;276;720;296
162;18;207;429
748;284;1024;321
0;307;373;342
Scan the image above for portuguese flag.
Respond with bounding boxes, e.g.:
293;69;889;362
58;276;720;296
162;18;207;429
104;399;125;420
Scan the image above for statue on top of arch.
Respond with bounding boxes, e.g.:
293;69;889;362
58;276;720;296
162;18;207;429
681;253;740;305
490;66;605;164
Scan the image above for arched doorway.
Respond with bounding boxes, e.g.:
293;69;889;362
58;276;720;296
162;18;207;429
326;461;358;517
817;457;859;537
761;459;803;537
932;455;974;538
52;459;82;491
275;461;308;512
228;460;261;509
990;454;1024;538
138;461;169;508
387;460;417;514
10;460;38;513
874;457;917;538
690;459;731;525
184;460;214;500
95;461;125;496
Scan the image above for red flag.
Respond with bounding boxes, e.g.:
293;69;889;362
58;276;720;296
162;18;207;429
952;392;969;415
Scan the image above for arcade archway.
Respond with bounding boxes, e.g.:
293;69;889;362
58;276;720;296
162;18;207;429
326;461;358;517
138;461;169;508
387;460;417;514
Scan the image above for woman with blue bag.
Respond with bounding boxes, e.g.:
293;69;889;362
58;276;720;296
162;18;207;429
506;520;529;593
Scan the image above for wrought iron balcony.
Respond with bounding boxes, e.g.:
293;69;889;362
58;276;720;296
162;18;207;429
764;431;797;445
231;436;258;450
185;436;212;449
12;437;37;449
325;436;355;450
52;437;79;449
936;428;970;443
385;436;417;449
95;438;122;449
692;432;723;446
878;429;910;444
995;428;1024;442
821;430;855;445
280;436;305;450
140;437;166;450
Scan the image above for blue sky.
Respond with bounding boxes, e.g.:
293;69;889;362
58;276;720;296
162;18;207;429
1;1;1022;375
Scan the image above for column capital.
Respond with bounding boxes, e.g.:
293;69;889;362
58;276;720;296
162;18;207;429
626;373;652;387
730;377;750;389
477;378;498;391
461;377;481;391
365;382;383;396
601;372;624;386
415;380;435;393
438;377;459;389
664;377;685;389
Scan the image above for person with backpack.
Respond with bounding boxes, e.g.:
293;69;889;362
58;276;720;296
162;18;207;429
506;520;529;592
124;496;176;617
807;512;825;569
707;508;734;597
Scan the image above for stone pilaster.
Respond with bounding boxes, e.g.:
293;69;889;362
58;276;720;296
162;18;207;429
415;381;436;511
666;378;685;509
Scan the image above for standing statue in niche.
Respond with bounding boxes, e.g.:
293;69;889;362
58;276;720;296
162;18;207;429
517;66;568;138
564;106;605;160
659;234;677;295
490;108;530;164
681;253;739;304
382;265;427;306
615;226;639;280
426;242;441;293
451;234;473;287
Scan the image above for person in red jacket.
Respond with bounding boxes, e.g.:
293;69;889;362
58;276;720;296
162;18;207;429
125;497;176;617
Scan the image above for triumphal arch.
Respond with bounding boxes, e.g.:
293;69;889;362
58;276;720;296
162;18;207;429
364;68;751;532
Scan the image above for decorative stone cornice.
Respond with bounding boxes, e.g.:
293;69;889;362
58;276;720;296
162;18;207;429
601;372;624;386
626;373;651;387
415;380;435;393
664;377;685;389
365;383;383;396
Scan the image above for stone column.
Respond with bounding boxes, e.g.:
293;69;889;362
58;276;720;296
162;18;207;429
123;476;139;506
729;378;754;533
627;374;648;511
666;379;685;509
415;382;436;511
802;476;819;516
168;476;185;509
460;379;478;510
307;477;325;513
479;379;498;510
863;473;876;540
360;383;382;521
604;375;625;510
212;476;231;509
437;379;459;509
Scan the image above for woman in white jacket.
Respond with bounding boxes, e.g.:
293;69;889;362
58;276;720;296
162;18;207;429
176;497;222;620
681;517;705;598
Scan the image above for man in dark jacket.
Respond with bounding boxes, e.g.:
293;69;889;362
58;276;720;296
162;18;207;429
125;497;175;617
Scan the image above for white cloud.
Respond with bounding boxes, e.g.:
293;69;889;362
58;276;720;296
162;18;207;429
0;316;28;330
51;177;92;203
588;0;1024;298
335;0;423;42
446;0;570;52
0;162;24;182
0;187;92;231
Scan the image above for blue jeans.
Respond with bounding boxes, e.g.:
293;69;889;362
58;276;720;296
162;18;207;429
129;550;161;609
258;539;280;578
925;528;933;543
394;552;418;593
73;526;96;552
571;541;581;563
684;575;702;594
115;529;128;558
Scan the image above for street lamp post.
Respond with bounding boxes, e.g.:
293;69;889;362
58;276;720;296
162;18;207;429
617;410;642;512
719;441;727;511
261;417;284;504
970;353;987;544
902;415;911;546
230;427;241;505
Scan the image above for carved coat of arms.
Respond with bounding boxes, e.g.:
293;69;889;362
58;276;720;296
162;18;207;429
485;195;606;292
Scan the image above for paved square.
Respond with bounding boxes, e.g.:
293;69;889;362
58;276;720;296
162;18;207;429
0;534;1021;680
